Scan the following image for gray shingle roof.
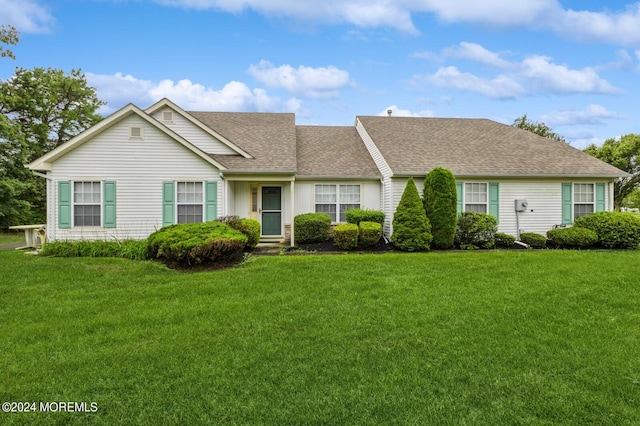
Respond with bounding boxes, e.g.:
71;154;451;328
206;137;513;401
296;126;381;178
188;111;297;172
357;116;628;177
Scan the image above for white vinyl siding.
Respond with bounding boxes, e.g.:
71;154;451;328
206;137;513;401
49;115;221;241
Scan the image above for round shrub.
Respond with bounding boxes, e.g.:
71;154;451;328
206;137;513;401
455;212;497;249
391;178;432;252
147;222;247;268
239;218;261;250
494;232;516;248
216;216;261;250
519;232;547;249
423;167;457;249
345;209;385;226
359;221;382;247
546;226;598;249
573;212;640;249
294;213;331;244
333;223;359;250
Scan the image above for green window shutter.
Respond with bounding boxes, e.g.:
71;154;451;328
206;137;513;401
456;182;463;216
595;183;606;212
489;182;499;222
562;183;573;224
58;181;72;229
103;181;117;228
205;181;218;221
162;181;175;227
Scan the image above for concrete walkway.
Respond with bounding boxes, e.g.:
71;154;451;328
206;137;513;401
0;242;25;250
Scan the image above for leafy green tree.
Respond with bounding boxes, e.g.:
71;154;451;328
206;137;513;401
622;188;640;210
0;25;19;59
0;67;105;228
512;114;566;143
584;134;640;211
423;167;457;249
391;178;432;251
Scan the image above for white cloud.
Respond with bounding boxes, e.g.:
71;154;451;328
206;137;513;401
155;0;640;45
553;4;640;45
247;60;352;99
520;56;621;95
540;104;622;126
85;72;299;115
442;42;514;69
415;43;621;98
423;66;527;99
0;0;54;33
378;105;434;117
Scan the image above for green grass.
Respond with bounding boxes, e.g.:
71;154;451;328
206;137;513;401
0;231;23;245
1;250;639;424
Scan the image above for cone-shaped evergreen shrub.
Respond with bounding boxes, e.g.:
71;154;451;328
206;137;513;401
423;167;457;249
391;178;432;251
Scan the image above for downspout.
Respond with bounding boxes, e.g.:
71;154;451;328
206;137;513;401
290;180;295;247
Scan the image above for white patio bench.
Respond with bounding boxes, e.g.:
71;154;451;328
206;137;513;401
8;224;46;249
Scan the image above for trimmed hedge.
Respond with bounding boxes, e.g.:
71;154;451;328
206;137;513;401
216;216;261;250
359;221;382;247
294;213;331;243
494;232;516;248
547;227;598;249
519;232;547;249
147;222;247;267
573;212;640;249
423;167;457;249
391;178;432;252
40;239;149;260
345;209;385;226
333;223;359;250
455;212;497;249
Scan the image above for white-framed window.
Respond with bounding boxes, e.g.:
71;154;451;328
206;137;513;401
464;182;488;213
177;181;204;223
315;184;361;222
573;183;594;220
73;181;101;226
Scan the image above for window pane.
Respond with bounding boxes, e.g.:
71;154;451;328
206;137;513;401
177;204;203;224
315;204;336;222
340;204;360;222
73;182;101;226
574;183;594;203
465;204;487;213
574;204;593;220
340;185;360;203
315;185;336;203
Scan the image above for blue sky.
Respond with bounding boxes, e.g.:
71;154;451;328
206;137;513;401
2;0;640;148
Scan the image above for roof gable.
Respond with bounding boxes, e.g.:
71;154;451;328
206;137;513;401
145;98;251;158
357;116;628;178
27;103;227;171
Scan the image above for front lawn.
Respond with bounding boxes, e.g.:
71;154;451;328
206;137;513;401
0;231;23;245
1;250;639;424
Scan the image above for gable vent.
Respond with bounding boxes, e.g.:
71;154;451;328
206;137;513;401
162;111;174;123
129;125;143;139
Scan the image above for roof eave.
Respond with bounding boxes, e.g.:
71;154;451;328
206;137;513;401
295;175;382;181
392;172;629;179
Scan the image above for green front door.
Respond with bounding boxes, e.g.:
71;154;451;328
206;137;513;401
261;186;282;236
